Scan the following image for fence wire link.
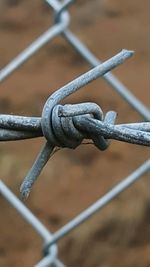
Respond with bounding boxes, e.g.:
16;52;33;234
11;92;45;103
0;0;150;266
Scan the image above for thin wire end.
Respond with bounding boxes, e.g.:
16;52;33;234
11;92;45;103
110;49;134;69
20;183;31;201
121;49;134;58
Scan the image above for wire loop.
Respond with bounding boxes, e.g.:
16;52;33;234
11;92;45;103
41;101;112;150
0;1;150;267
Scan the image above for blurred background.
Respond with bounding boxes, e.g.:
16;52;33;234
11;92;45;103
0;0;150;266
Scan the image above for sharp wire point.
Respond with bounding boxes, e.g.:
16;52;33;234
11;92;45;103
0;1;149;266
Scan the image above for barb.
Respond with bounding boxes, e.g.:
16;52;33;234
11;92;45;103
0;0;149;120
1;49;148;201
0;50;149;199
0;2;150;266
47;0;150;120
17;49;141;200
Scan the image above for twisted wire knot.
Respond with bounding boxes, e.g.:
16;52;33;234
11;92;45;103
41;101;117;150
54;0;73;23
50;104;84;148
20;49;134;199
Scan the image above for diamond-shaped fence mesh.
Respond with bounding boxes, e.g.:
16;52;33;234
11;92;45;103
0;1;150;266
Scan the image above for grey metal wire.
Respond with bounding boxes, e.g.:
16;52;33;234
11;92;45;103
0;180;65;267
36;256;66;267
0;0;149;120
0;2;70;82
47;0;150;121
44;159;150;252
3;49;149;201
17;49;150;200
63;30;150;121
0;1;150;266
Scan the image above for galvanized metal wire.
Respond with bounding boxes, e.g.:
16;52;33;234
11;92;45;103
0;180;64;267
0;0;150;266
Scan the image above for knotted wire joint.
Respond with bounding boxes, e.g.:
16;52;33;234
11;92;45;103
20;102;116;200
56;103;117;150
20;49;134;199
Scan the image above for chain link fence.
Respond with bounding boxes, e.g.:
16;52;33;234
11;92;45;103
0;0;150;266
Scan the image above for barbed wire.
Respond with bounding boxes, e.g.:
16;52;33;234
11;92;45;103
0;0;150;266
0;0;150;121
1;49;150;200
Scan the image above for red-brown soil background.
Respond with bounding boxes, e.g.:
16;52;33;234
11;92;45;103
0;1;150;266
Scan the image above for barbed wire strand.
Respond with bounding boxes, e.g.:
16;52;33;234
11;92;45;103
0;1;150;266
19;49;145;200
47;0;150;120
0;0;149;121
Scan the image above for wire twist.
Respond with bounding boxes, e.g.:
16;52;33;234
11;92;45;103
0;48;149;199
0;49;149;199
18;49;149;200
0;2;149;267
